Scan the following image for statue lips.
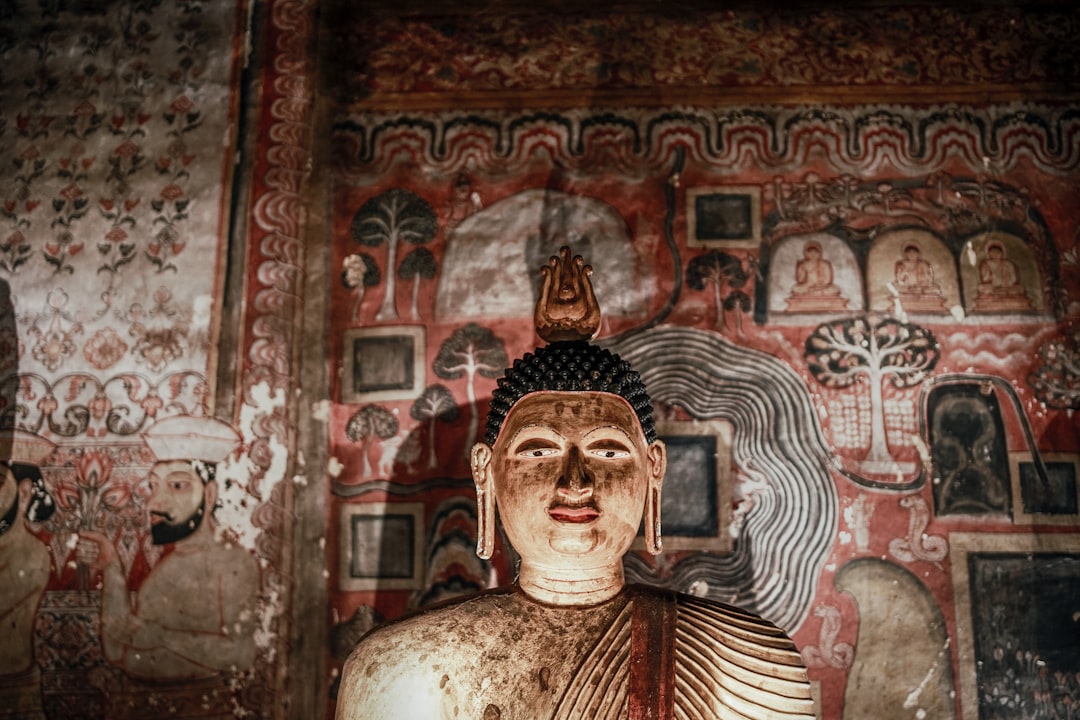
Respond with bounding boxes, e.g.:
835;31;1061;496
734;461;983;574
548;503;600;524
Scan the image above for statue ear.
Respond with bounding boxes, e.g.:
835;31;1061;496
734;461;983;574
471;443;496;560
644;440;666;555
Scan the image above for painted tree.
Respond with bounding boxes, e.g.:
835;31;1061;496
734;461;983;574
350;188;438;322
686;249;749;330
433;323;507;456
398;246;438;321
1028;327;1080;410
410;384;460;470
341;252;380;322
805;316;939;469
723;289;752;335
345;404;399;478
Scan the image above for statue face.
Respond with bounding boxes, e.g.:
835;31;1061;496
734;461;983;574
147;460;208;545
489;391;661;567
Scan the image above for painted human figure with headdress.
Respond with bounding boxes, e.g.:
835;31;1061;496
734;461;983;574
78;416;259;719
337;248;812;720
0;430;57;720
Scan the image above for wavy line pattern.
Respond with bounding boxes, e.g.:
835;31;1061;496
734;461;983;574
334;106;1080;178
610;327;838;632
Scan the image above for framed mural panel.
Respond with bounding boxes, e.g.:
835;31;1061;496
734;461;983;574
341;326;425;403
339;503;425;591
1009;452;1080;525
686;185;762;248
951;532;1080;720
634;418;734;553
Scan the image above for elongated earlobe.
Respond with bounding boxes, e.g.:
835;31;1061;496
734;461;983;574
471;443;495;560
645;486;662;555
645;440;666;555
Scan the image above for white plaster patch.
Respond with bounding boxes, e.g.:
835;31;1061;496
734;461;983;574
327;456;344;478
213;381;290;551
311;399;332;423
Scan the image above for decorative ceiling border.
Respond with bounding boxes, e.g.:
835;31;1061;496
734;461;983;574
325;4;1080;109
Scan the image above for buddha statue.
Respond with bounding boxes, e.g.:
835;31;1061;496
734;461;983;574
336;247;814;720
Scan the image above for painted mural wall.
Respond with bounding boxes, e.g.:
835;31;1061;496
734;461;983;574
321;5;1080;720
1;0;1079;719
0;0;309;718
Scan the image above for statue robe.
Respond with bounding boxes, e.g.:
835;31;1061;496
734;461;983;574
337;585;814;720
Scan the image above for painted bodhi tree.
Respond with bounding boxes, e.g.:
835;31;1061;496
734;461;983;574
1028;326;1080;411
433;324;507;459
350;188;438;322
398;246;437;321
410;383;459;470
805;315;939;477
686;249;751;332
345;404;399;478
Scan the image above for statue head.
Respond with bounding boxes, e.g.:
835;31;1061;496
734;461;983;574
470;248;667;590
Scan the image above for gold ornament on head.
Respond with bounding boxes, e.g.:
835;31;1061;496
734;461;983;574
534;246;602;342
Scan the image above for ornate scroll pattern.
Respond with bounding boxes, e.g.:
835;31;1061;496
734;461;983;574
800;605;854;670
342;7;1079;94
0;371;207;438
243;0;317;716
887;495;948;568
334;106;1080;179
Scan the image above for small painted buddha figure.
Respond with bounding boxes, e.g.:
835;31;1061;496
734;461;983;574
337;247;814;720
892;242;947;313
786;240;848;313
972;240;1034;313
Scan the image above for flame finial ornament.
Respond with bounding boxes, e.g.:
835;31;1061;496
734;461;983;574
534;246;601;342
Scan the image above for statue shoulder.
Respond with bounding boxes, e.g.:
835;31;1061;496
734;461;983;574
336;589;515;720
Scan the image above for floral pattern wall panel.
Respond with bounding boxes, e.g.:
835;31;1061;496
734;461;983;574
0;1;304;717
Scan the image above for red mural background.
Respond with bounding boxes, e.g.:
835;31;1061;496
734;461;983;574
322;102;1080;719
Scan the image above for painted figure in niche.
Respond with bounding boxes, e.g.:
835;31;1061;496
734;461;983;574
892;243;947;313
78;416;259;718
337;248;813;720
972;241;1034;313
341;252;379;322
786;240;848;312
0;431;56;720
444;171;483;232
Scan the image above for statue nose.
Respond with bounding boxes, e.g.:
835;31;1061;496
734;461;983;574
557;445;593;497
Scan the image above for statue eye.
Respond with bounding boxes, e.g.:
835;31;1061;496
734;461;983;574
514;439;560;458
588;445;630;459
517;447;558;458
